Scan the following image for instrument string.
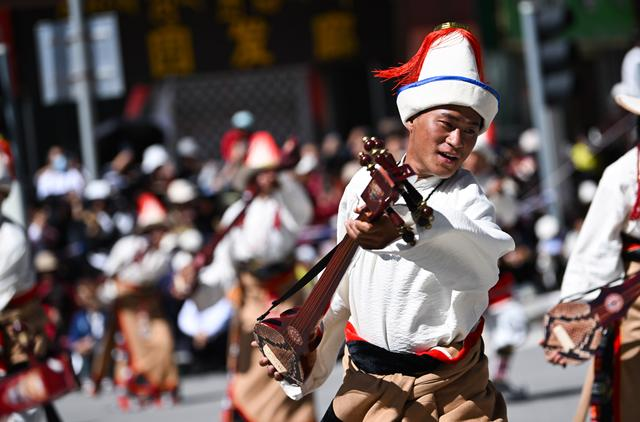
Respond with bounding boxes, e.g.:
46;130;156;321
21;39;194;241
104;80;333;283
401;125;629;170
294;237;356;332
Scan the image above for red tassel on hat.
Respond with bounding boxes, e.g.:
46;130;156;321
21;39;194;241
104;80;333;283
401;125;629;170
374;25;485;91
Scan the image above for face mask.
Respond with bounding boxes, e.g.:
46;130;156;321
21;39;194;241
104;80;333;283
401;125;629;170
52;155;67;171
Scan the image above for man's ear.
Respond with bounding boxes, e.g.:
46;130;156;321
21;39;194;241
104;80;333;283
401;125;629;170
405;118;414;131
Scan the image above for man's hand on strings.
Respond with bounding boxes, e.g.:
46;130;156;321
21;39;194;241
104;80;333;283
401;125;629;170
345;205;400;249
542;345;569;367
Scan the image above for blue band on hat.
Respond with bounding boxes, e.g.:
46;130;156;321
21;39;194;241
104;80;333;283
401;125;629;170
398;75;500;105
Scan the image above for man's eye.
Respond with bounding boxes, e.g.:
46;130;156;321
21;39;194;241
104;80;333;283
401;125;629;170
439;121;453;130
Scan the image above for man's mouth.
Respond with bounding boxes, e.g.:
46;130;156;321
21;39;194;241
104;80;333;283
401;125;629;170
438;151;458;162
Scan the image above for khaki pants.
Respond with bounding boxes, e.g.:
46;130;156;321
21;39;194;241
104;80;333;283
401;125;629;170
113;291;178;395
331;339;507;422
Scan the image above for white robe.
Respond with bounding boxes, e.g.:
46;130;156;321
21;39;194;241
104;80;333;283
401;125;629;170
561;146;640;299
283;167;515;399
0;217;35;311
102;234;171;286
197;172;313;307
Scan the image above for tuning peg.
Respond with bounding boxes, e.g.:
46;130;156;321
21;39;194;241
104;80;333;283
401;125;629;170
399;226;416;246
370;137;384;149
358;152;373;169
414;202;434;229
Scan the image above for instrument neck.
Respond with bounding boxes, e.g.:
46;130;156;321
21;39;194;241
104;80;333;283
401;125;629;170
289;235;358;334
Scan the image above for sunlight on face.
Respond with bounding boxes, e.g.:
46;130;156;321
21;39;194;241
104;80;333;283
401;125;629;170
405;105;482;178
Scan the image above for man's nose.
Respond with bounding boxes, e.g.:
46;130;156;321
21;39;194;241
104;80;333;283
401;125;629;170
446;129;463;148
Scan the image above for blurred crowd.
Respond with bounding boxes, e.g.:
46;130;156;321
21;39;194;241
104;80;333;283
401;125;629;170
13;108;636;403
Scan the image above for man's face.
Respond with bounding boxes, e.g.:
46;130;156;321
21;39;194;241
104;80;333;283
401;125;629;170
405;105;483;178
255;169;278;194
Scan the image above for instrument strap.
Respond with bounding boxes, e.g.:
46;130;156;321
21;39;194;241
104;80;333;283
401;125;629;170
256;174;444;322
256;243;337;322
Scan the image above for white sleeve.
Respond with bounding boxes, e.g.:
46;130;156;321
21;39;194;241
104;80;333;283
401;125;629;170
279;181;355;399
280;269;351;399
102;236;138;278
0;223;34;310
561;164;628;299
373;179;515;291
197;234;238;305
273;172;313;232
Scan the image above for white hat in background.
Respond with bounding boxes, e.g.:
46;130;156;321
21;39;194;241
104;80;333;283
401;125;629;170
535;214;560;241
83;179;112;201
136;192;167;230
377;23;499;133
245;131;281;170
167;179;198;204
611;46;640;115
231;110;255;130
142;144;171;174
177;228;203;253
294;152;319;176
578;179;598;204
34;250;58;273
518;128;540;154
172;250;194;273
177;136;199;159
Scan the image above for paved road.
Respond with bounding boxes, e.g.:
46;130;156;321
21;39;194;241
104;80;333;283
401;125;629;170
54;322;588;421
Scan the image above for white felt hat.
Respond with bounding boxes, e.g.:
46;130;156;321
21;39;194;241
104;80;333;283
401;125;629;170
142;144;171;174
388;24;499;133
611;46;640;115
136;192;167;230
167;179;198;204
245;131;281;170
84;179;111;201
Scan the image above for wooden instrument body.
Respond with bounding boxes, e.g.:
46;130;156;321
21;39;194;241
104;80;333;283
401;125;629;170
542;272;640;364
253;307;322;386
253;137;429;387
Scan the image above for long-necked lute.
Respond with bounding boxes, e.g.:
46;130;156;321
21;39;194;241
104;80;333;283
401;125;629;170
541;271;640;365
253;137;434;387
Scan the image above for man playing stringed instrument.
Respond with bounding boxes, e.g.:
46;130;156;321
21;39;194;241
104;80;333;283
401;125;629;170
185;131;316;422
544;43;640;422
257;23;515;421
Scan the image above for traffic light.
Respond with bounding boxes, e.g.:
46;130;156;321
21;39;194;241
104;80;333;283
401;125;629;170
535;4;575;105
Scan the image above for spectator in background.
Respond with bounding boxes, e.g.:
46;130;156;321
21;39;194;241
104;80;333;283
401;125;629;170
175;136;203;183
102;146;139;194
376;116;408;161
35;145;86;201
77;179;119;270
140;144;176;198
68;273;106;393
166;178;199;233
198;128;250;202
